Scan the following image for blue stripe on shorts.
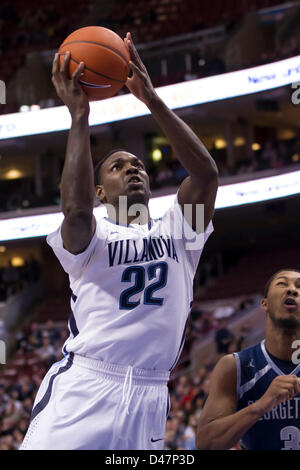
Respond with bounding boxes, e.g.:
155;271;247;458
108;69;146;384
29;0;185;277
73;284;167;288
30;353;74;422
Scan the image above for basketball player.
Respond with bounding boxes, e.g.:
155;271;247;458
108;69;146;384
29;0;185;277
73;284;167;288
20;33;218;450
196;269;300;450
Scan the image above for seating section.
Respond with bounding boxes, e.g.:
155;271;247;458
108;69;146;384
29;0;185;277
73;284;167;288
200;245;300;300
35;295;71;322
0;0;279;93
111;0;277;43
0;0;91;112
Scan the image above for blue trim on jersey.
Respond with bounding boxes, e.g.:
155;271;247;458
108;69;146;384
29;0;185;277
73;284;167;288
166;394;171;417
30;353;74;422
62;293;79;356
169;316;189;371
69;311;79;337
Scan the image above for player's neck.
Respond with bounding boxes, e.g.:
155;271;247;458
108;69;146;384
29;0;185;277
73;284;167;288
265;323;300;361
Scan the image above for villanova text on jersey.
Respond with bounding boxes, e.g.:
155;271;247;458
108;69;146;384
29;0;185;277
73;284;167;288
234;340;300;450
107;236;179;267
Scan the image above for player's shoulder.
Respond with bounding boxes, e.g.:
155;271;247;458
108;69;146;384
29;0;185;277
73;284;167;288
215;354;237;373
235;341;263;363
211;354;237;383
209;354;237;396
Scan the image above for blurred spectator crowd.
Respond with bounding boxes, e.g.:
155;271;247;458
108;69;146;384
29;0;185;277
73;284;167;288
147;136;300;191
0;257;41;302
0;320;69;450
175;295;255;372
227;138;300;176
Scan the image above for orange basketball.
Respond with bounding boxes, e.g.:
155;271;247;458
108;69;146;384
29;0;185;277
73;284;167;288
58;26;130;100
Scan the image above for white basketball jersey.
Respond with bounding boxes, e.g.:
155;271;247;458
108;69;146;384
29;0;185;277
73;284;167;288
47;194;213;370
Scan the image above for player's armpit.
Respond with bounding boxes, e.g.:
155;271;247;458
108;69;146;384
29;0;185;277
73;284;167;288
178;173;218;232
61;212;96;254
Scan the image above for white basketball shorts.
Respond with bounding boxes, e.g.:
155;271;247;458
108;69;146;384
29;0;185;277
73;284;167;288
20;353;170;450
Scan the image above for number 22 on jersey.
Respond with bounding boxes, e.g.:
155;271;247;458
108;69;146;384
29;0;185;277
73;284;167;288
119;262;168;310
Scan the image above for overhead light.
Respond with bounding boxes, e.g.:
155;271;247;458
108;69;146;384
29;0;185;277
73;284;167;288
234;137;246;147
11;256;25;267
252;142;261;151
30;104;40;111
278;129;296;140
292;153;299;162
153;136;168;145
0;246;6;253
5;169;23;180
214;138;227;149
19;105;30;112
152;148;162;162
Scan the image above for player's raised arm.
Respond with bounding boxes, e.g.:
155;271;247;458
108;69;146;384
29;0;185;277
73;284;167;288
124;32;218;232
52;52;96;254
196;355;300;450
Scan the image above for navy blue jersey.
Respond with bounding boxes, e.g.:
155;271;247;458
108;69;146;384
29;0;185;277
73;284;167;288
234;340;300;450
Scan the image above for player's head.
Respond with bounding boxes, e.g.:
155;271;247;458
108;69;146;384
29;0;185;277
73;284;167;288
261;269;300;330
94;149;151;208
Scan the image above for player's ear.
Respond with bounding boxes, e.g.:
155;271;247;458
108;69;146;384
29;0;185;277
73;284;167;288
95;185;106;203
261;298;267;311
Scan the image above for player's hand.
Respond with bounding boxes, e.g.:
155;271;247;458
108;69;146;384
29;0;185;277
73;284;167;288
254;375;300;415
52;52;90;120
124;32;158;107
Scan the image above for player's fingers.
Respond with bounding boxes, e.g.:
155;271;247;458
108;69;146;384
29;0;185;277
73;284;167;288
283;382;297;400
127;33;143;66
60;51;70;76
296;378;300;395
277;387;292;403
292;376;300;395
72;62;85;85
52;53;59;76
281;375;300;396
123;36;129;52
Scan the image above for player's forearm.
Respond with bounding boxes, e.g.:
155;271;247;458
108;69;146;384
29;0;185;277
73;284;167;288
147;94;218;179
196;403;263;450
61;115;94;216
